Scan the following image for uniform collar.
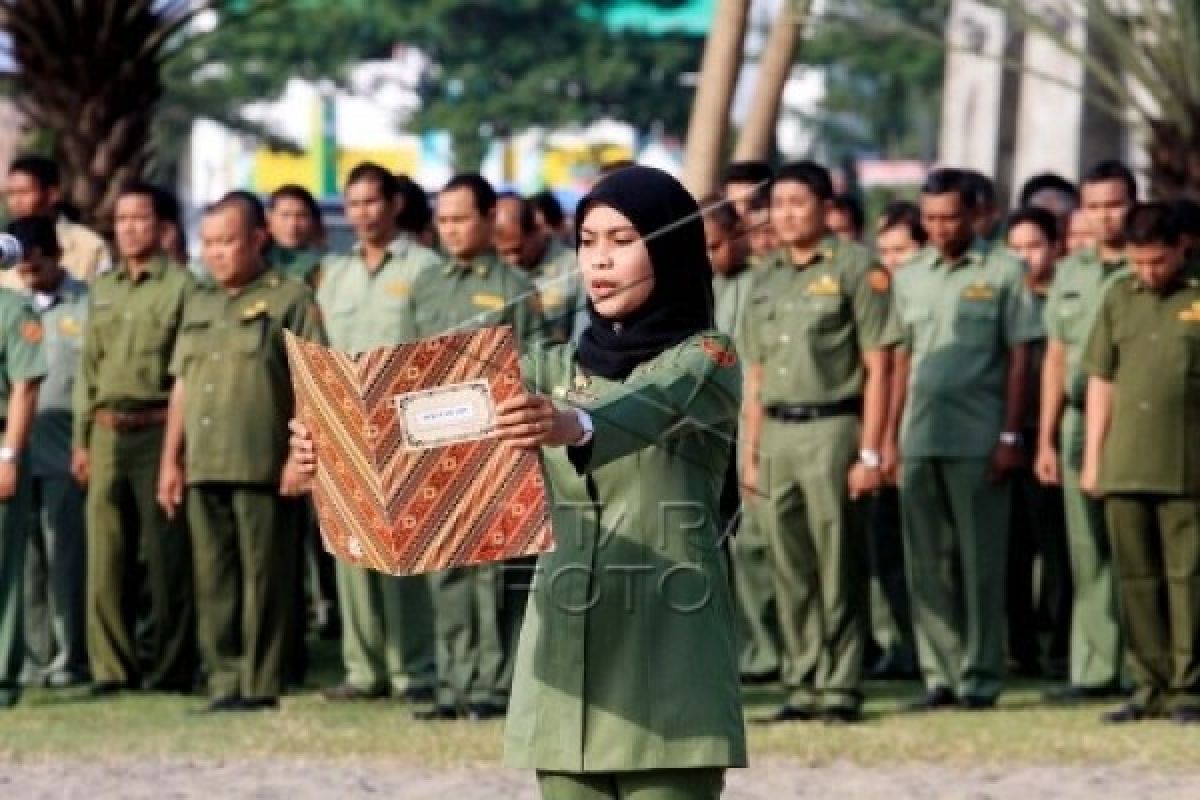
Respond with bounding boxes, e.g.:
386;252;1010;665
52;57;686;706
442;250;498;278
116;254;169;283
198;264;281;295
351;234;413;265
930;238;988;271
781;235;838;270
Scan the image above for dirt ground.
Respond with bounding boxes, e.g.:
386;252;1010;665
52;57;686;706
0;759;1196;799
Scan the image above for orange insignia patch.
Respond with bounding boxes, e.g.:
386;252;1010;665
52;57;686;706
20;320;43;344
701;337;737;367
868;267;892;293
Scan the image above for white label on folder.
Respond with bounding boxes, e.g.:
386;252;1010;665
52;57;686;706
394;380;496;451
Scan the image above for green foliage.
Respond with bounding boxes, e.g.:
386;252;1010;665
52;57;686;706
800;0;949;161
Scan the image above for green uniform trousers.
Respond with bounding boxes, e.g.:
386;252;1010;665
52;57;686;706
760;415;864;712
0;458;32;696
731;504;782;680
1060;408;1122;688
431;563;505;708
866;487;915;672
86;425;194;689
1104;494;1200;714
900;457;1010;700
23;475;88;681
187;484;295;700
334;561;435;694
536;769;725;800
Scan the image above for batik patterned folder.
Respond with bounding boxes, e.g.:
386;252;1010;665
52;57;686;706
284;327;555;576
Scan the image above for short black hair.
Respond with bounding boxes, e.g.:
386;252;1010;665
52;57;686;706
441;173;497;216
722;160;773;188
497;191;538;234
395;174;432;236
699;193;740;233
1018;172;1079;208
529;190;565;229
830;192;865;234
208;190;268;232
773;160;834;202
5;215;61;257
1007;206;1060;244
345;161;399;199
152;186;182;225
1172;197;1200;239
270;184;321;218
962;169;996;209
117;180;165;218
921;168;978;211
8;155;60;190
1123;202;1182;247
878;200;927;245
1081;160;1138;203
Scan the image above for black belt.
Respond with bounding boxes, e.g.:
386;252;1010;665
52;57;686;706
766;397;862;423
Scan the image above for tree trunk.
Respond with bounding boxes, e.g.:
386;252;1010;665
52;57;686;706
733;0;811;162
682;0;751;197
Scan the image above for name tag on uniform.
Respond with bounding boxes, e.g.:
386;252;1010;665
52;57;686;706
472;293;506;311
1179;301;1200;322
806;275;841;296
385;280;410;298
962;282;995;301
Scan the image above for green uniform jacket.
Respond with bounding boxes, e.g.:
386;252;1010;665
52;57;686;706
72;257;193;447
169;269;326;485
266;244;324;287
529;240;583;344
712;266;754;346
504;332;748;772
28;274;88;477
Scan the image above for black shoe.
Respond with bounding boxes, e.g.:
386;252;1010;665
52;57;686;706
199;696;246;713
466;702;506;721
753;705;817;724
1101;703;1146;724
1171;706;1200;725
241;697;280;711
1043;684;1126;704
959;695;997;711
400;686;435;705
413;704;459;721
321;683;387;702
867;654;917;681
740;669;781;686
822;707;863;725
89;681;128;698
907;687;958;712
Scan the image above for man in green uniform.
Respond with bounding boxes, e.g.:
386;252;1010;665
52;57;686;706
494;193;583;344
0;220;49;708
1036;160;1136;701
9;217;89;688
158;192;325;712
702;195;781;682
743;161;898;723
1081;202;1200;725
267;185;325;286
890;168;1042;710
319;163;440;704
402;173;542;721
73;181;196;694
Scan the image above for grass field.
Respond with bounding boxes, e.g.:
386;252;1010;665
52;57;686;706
2;641;1194;768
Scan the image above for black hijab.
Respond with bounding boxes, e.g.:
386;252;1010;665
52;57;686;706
574;166;714;381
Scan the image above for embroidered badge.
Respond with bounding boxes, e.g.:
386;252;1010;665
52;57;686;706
962;282;995;301
385;280;410;298
701;337;738;367
806;275;841;296
242;300;269;319
472;293;505;311
540;289;565;309
1178;301;1200;322
565;372;597;403
58;316;82;337
867;267;891;294
20;320;43;343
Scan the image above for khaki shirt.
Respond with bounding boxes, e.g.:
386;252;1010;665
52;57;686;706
169;268;326;485
742;237;900;406
712;266;755;347
1044;248;1130;407
506;332;746;772
27;274;87;476
893;240;1044;458
0;288;48;415
1084;266;1200;495
72;256;193;447
402;251;543;348
318;235;440;353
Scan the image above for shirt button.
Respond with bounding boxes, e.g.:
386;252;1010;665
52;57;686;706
201;417;212;427
1149;333;1159;342
211;353;220;360
1139;402;1150;411
123;312;132;320
204;384;214;393
780;334;790;344
778;367;788;376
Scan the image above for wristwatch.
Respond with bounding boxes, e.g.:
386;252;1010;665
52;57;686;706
572;409;594;447
859;448;882;470
0;447;18;463
999;431;1021;446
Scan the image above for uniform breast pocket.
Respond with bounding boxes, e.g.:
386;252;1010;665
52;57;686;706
802;296;849;347
902;307;935;351
1057;297;1084;342
236;316;267;356
954;301;999;347
174;321;212;368
135;313;176;355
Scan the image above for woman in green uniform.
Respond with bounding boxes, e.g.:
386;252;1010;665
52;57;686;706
288;166;746;798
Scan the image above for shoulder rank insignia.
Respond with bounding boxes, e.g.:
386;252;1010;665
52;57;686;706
701;337;737;367
806;275;841;297
961;282;995;301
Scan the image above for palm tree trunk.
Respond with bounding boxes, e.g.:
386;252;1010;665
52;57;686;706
733;0;812;162
682;0;751;197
